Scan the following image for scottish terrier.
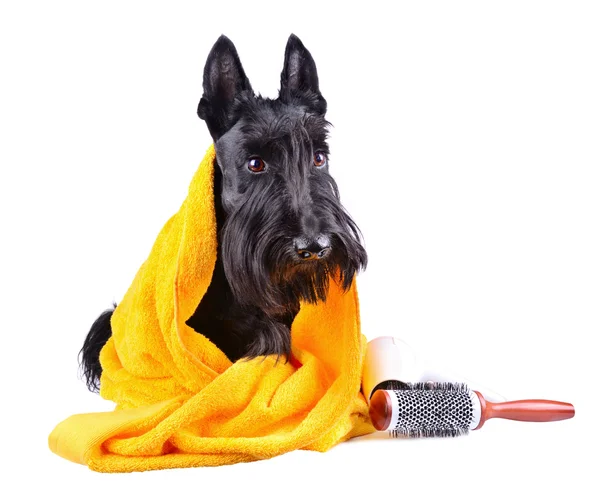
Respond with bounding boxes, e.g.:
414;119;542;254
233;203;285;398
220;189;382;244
80;34;367;392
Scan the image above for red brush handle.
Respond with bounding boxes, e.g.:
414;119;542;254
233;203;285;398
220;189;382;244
474;391;575;429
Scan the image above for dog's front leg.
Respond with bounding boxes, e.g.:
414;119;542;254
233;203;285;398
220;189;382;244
231;307;297;362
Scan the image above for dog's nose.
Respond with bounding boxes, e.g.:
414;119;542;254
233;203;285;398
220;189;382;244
294;236;331;261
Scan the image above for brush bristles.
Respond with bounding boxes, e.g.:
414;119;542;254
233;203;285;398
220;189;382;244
389;426;470;438
383;382;475;439
373;381;471;395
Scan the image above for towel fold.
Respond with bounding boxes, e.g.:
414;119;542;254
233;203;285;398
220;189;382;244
48;145;374;472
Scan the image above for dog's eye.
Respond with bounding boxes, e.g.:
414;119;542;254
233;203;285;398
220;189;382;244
313;152;327;167
247;157;265;173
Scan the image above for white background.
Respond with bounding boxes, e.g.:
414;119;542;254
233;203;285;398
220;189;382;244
1;1;598;494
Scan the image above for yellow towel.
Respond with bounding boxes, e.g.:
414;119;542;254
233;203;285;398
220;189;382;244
48;145;375;472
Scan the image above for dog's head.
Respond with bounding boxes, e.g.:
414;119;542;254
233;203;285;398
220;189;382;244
198;34;367;312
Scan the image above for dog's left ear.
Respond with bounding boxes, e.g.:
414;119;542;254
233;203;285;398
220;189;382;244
198;35;253;141
280;34;327;115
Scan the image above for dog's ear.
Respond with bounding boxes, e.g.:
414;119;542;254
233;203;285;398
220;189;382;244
280;34;327;115
198;35;252;141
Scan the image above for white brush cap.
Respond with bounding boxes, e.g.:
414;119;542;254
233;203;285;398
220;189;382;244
469;389;482;429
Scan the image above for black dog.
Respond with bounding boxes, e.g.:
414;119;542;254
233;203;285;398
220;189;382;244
80;34;367;392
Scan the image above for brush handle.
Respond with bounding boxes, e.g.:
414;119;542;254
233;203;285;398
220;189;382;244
474;391;575;429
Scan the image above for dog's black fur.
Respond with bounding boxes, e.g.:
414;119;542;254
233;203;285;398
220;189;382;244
80;34;367;392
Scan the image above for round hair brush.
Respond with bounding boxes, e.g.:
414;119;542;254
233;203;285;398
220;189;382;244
369;382;575;437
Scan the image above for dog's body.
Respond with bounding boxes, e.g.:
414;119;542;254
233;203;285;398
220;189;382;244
80;34;366;392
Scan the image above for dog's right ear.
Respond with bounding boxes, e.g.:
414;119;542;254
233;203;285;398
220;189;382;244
198;35;252;141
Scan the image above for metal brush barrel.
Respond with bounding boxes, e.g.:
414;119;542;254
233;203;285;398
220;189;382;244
369;383;482;437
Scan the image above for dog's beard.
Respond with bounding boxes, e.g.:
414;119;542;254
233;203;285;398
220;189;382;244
220;193;367;314
269;235;365;305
